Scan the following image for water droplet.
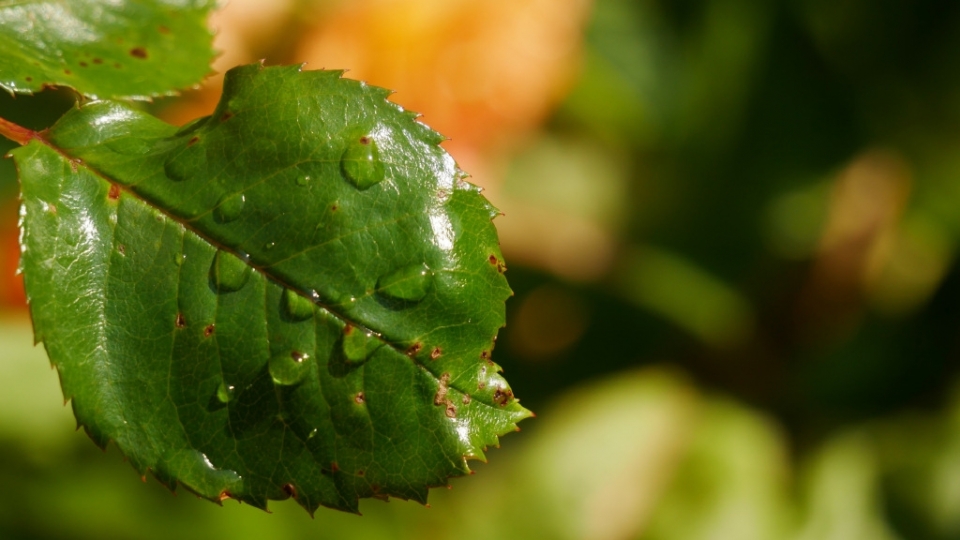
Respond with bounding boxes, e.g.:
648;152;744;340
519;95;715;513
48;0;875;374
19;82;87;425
214;193;245;223
296;175;311;186
216;382;236;403
283;288;314;321
269;351;310;386
163;158;187;182
377;263;432;302
341;135;385;190
341;325;383;362
264;241;275;250
210;250;251;292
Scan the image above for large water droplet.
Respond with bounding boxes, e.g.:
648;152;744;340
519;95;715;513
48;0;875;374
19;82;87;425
216;381;236;403
283;288;314;321
211;250;251;292
214;193;245;223
341;136;385;190
377;263;432;302
269;351;309;386
342;326;384;363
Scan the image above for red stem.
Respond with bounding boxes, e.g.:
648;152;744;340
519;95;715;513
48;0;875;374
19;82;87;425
0;115;38;146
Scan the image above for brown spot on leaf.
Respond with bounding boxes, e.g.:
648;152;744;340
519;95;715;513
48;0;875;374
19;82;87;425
354;392;365;404
330;203;339;212
114;62;122;69
445;402;457;418
204;324;215;337
493;387;514;406
218;490;233;502
117;244;126;256
108;184;120;201
25;76;32;82
488;254;498;265
47;204;57;215
220;111;233;122
158;25;171;34
282;483;297;499
175;313;185;328
356;469;365;477
406;342;422;356
187;136;199;146
79;61;88;67
93;58;103;64
359;136;370;145
434;373;450;405
343;324;354;335
430;347;442;360
63;69;72;75
130;47;148;59
330;462;340;472
462;394;472;404
291;350;306;362
480;350;490;360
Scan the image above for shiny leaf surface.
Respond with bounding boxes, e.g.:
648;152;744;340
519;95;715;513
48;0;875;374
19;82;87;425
0;0;216;99
15;63;529;513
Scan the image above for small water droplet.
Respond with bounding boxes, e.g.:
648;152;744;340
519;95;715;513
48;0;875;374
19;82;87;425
214;193;245;223
307;427;318;439
377;263;432;302
283;288;314;321
211;250;251;292
341;325;383;362
341;135;385;190
264;241;275;250
296;175;311;186
217;382;236;403
163;158;187;182
269;351;310;386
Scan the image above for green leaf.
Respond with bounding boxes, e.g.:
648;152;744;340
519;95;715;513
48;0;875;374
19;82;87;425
0;0;216;99
14;63;530;513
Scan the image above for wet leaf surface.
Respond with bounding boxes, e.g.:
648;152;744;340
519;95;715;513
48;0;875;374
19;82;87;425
14;63;530;513
0;0;216;99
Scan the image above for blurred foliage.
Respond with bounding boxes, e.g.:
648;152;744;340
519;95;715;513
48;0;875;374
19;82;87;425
3;0;960;538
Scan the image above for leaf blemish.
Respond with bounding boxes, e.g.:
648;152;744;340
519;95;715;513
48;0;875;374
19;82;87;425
187;136;199;146
93;58;103;64
108;184;120;201
354;392;365;404
220;112;233;122
434;373;450;405
79;61;88;67
493;387;513;407
130;47;148;59
117;244;126;256
203;324;215;337
175;313;185;328
430;347;442;360
282;483;297;499
406;342;422;356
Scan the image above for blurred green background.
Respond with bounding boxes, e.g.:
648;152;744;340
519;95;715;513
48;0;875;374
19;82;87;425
3;0;960;538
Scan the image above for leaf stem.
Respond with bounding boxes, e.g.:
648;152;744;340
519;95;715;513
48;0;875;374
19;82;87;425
0;115;39;145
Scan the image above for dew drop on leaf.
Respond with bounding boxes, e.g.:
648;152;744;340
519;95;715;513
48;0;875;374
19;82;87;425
341;135;385;190
377;263;432;302
214;193;245;223
296;175;311;186
211;250;251;292
163;158;187;182
283;288;314;321
342;325;383;362
216;382;236;403
269;351;309;386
